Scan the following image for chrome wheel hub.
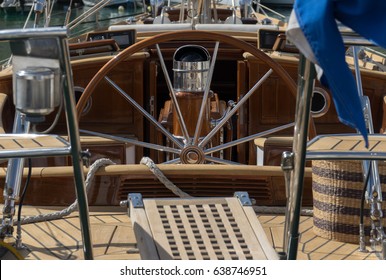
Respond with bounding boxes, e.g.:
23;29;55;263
180;145;205;164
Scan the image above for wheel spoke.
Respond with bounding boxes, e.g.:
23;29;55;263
162;158;182;164
104;75;184;149
204;156;243;165
193;41;219;145
80;129;181;155
204;122;295;154
199;68;273;148
155;44;190;143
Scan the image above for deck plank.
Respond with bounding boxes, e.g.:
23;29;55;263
90;224;116;257
270;225;284;251
106;224;138;257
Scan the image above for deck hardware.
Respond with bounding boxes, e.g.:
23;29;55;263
127;193;144;217
281;151;294;172
234;191;252;206
358;224;368;252
119;200;128;207
128;193;144;208
81;149;91;167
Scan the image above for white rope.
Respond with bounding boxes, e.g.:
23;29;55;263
20;158;115;225
140;157;192;198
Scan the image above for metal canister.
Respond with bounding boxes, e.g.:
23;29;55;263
172;45;212;137
173;45;210;93
14;67;57;116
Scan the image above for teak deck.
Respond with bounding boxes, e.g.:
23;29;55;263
307;134;386;160
6;206;381;260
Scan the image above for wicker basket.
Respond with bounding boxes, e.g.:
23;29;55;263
312;160;386;244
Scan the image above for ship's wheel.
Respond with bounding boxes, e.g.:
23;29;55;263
76;30;315;164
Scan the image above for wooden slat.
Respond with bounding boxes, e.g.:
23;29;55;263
162;204;189;259
374;140;386;151
257;215;278;224
15;138;42;148
240;201;280;260
92;214;122;225
214;202;247;260
202;203;233;260
308;136;342;150
327;243;361;259
333;140;360;150
225;198;270;259
105;224;137;255
34;136;67;148
364;140;380;151
302;235;331;254
131;200;159;260
143;200;173;259
314;239;346;255
175;204;203;260
188;202;219;259
90;224;116;257
0;139;21;150
270;226;284;251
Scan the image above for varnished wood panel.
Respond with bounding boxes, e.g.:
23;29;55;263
246;54;386;136
73;57;145;141
245;54;386;166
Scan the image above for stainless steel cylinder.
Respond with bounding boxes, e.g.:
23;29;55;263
14;67;56;116
173;45;210;93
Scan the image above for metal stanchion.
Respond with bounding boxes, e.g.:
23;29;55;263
286;55;316;260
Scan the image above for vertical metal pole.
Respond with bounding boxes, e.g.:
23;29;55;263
0;112;30;239
352;47;364;98
287;55;316;260
59;36;94;260
281;151;294;255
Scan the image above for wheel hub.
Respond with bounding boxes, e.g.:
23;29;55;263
180;145;205;164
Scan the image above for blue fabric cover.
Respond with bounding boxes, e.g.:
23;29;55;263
294;0;386;145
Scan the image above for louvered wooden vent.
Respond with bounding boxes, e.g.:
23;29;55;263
118;176;274;204
128;193;279;260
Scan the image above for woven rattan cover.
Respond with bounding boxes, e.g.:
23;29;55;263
312;160;386;243
132;196;277;260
